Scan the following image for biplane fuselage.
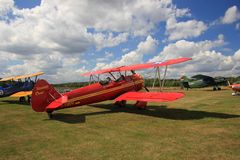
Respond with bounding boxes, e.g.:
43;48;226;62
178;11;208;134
60;74;144;109
0;80;34;98
230;83;240;95
32;74;144;114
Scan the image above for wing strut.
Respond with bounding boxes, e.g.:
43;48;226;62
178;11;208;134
152;65;168;91
157;66;162;91
152;66;162;91
152;68;157;88
161;65;168;89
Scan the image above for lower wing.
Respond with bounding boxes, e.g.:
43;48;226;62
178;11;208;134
115;92;184;102
10;91;32;97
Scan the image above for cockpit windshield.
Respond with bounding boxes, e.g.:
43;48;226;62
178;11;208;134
99;77;112;85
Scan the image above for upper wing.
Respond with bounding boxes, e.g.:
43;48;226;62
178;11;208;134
156;57;192;67
81;67;122;76
115;92;184;102
0;76;15;82
191;74;212;80
81;57;192;76
0;72;44;82
120;57;192;71
10;91;32;97
14;72;44;80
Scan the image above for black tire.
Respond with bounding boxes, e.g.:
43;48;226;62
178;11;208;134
27;96;31;104
19;97;26;103
115;100;127;107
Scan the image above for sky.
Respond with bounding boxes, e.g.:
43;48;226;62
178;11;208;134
0;0;239;83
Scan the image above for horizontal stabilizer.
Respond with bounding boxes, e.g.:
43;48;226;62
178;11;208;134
46;95;68;110
10;91;32;97
115;92;184;102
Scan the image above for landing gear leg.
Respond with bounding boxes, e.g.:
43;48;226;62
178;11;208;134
47;111;53;119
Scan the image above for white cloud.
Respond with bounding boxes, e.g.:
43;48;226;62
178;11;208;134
166;17;207;41
151;34;225;62
93;32;129;50
149;35;238;78
221;5;240;24
236;23;240;30
233;49;240;61
0;0;191;83
94;35;158;70
122;48;129;53
232;49;240;75
0;0;190;53
0;0;13;16
1;0;238;83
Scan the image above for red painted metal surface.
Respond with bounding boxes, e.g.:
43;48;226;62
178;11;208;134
231;83;240;92
31;74;144;112
115;92;185;102
32;79;62;112
120;57;192;71
82;57;192;76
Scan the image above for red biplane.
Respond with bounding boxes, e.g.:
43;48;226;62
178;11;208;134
229;82;240;96
31;58;191;118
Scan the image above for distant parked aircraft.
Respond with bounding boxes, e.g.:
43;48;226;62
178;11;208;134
180;74;227;91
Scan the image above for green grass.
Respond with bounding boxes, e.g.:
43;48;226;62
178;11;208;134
0;87;239;160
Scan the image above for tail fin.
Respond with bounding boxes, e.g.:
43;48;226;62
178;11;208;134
31;79;62;112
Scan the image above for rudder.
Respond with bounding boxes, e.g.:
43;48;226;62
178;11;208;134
31;79;62;112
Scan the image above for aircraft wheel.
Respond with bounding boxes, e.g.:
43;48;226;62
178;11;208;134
27;96;31;104
218;87;221;90
135;101;147;110
19;97;26;103
115;100;126;107
121;100;126;107
213;87;217;91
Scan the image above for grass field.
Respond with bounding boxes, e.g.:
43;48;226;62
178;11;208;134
0;87;239;160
